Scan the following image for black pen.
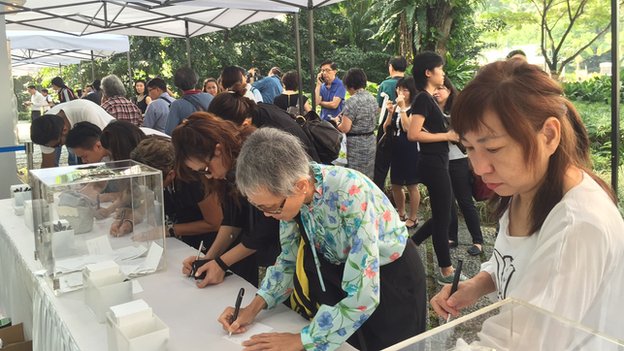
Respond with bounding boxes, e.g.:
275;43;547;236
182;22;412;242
446;259;463;323
229;288;245;336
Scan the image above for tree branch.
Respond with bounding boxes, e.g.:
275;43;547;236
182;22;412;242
558;22;611;75
554;0;588;57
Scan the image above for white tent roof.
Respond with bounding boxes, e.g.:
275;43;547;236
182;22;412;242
8;30;129;75
2;0;343;38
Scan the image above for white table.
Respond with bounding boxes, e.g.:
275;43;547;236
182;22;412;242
0;199;356;351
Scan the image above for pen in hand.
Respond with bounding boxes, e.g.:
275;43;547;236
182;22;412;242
446;259;463;323
229;288;245;336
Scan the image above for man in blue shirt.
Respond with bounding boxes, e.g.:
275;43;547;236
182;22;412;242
252;67;283;104
314;60;346;121
144;78;174;133
164;67;213;135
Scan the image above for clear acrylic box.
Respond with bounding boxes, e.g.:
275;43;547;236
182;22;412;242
383;298;624;351
29;160;166;294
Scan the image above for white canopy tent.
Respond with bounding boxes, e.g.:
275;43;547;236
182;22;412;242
8;30;129;76
2;0;343;96
3;1;342;37
0;0;345;198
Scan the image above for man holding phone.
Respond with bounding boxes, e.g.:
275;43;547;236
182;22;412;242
314;60;346;121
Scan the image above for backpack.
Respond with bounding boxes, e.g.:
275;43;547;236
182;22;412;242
294;110;342;165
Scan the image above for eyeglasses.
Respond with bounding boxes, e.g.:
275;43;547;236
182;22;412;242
193;155;215;177
195;165;211;176
320;68;334;73
249;197;288;215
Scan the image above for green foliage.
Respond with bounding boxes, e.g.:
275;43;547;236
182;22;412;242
332;46;390;83
573;101;624;172
443;52;479;90
564;76;613;104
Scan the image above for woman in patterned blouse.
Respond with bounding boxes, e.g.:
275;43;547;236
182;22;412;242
218;128;427;351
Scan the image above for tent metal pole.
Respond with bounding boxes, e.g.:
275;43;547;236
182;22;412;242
293;11;304;116
611;0;620;195
307;2;315;108
91;50;95;81
127;49;132;85
185;20;191;67
58;63;61;75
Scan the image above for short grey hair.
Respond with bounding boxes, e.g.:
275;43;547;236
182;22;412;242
236;128;310;197
101;74;127;98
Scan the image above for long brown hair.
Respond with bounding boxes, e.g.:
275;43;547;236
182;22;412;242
451;59;615;234
171;112;255;197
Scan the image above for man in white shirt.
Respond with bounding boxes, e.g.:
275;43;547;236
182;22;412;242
24;85;48;120
30;99;116;168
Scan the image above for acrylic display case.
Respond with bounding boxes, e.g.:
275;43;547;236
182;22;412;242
29;160;166;294
383;298;624;351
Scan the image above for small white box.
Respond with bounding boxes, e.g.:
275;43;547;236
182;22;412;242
51;219;75;259
10;184;32;207
13;205;24;216
106;310;169;351
84;263;133;323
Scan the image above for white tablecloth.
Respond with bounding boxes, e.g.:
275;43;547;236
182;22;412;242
0;199;356;351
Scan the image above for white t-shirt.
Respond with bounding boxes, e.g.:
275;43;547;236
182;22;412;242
478;172;624;349
39;100;115;154
30;91;48;112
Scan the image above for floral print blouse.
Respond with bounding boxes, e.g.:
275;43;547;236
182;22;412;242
256;163;408;351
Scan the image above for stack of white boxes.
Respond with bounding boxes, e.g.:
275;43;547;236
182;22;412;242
106;299;169;351
83;261;133;323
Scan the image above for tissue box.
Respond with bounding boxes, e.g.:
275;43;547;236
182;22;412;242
84;262;133;323
106;300;169;351
0;323;32;351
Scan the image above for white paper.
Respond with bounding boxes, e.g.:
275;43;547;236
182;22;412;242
114;245;148;261
59;271;84;292
223;323;274;346
86;235;114;255
119;264;140;276
55;254;113;274
136;242;163;274
131;279;143;294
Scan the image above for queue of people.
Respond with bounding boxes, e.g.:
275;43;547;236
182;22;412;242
25;56;624;351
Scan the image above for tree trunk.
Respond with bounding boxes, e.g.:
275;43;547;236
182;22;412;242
399;12;414;61
425;1;453;56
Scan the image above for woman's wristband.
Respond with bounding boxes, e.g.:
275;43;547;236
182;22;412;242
214;256;230;272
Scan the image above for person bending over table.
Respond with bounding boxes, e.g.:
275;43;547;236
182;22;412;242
174;113;273;287
431;59;624;349
218;128;427;351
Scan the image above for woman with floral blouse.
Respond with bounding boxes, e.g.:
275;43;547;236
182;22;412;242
218;128;426;351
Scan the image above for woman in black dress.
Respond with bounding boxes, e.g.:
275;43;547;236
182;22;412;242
384;77;421;228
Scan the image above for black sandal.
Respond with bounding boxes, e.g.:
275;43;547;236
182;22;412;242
405;217;419;229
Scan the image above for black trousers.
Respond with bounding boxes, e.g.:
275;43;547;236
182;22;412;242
304;239;426;351
448;158;484;244
373;124;392;191
411;153;453;268
31;110;41;121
